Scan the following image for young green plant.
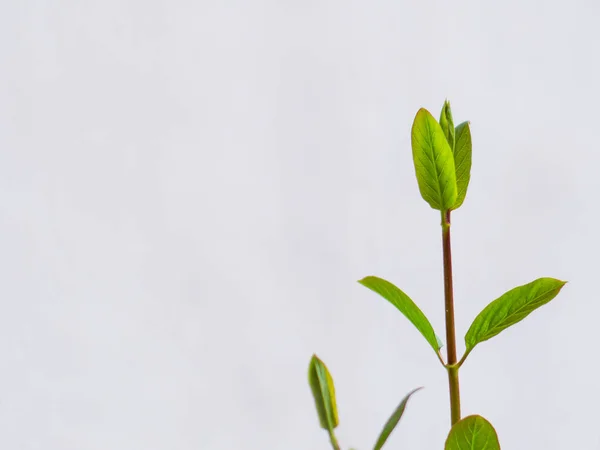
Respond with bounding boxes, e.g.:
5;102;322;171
307;100;566;449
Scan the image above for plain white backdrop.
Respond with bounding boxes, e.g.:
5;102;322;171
0;1;598;449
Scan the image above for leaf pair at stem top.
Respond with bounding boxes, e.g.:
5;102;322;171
412;101;472;212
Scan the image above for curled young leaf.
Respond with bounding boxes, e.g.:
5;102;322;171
445;415;500;450
440;100;455;151
411;108;457;211
373;387;422;450
465;278;567;353
308;355;339;431
358;276;443;354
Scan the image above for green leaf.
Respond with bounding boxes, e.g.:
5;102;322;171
308;355;339;431
373;387;422;450
445;415;500;450
465;278;567;352
440;100;455;151
358;276;442;353
452;121;472;209
411;108;457;211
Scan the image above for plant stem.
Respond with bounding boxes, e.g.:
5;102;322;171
328;430;341;450
442;210;461;425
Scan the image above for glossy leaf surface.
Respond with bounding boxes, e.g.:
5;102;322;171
465;278;566;352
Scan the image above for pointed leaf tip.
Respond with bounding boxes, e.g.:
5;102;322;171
373;387;422;450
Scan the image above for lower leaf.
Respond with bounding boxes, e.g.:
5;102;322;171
308;355;339;431
445;415;500;450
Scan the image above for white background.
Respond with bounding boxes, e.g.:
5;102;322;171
0;1;598;449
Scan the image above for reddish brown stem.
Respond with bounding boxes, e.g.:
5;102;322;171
442;210;461;425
